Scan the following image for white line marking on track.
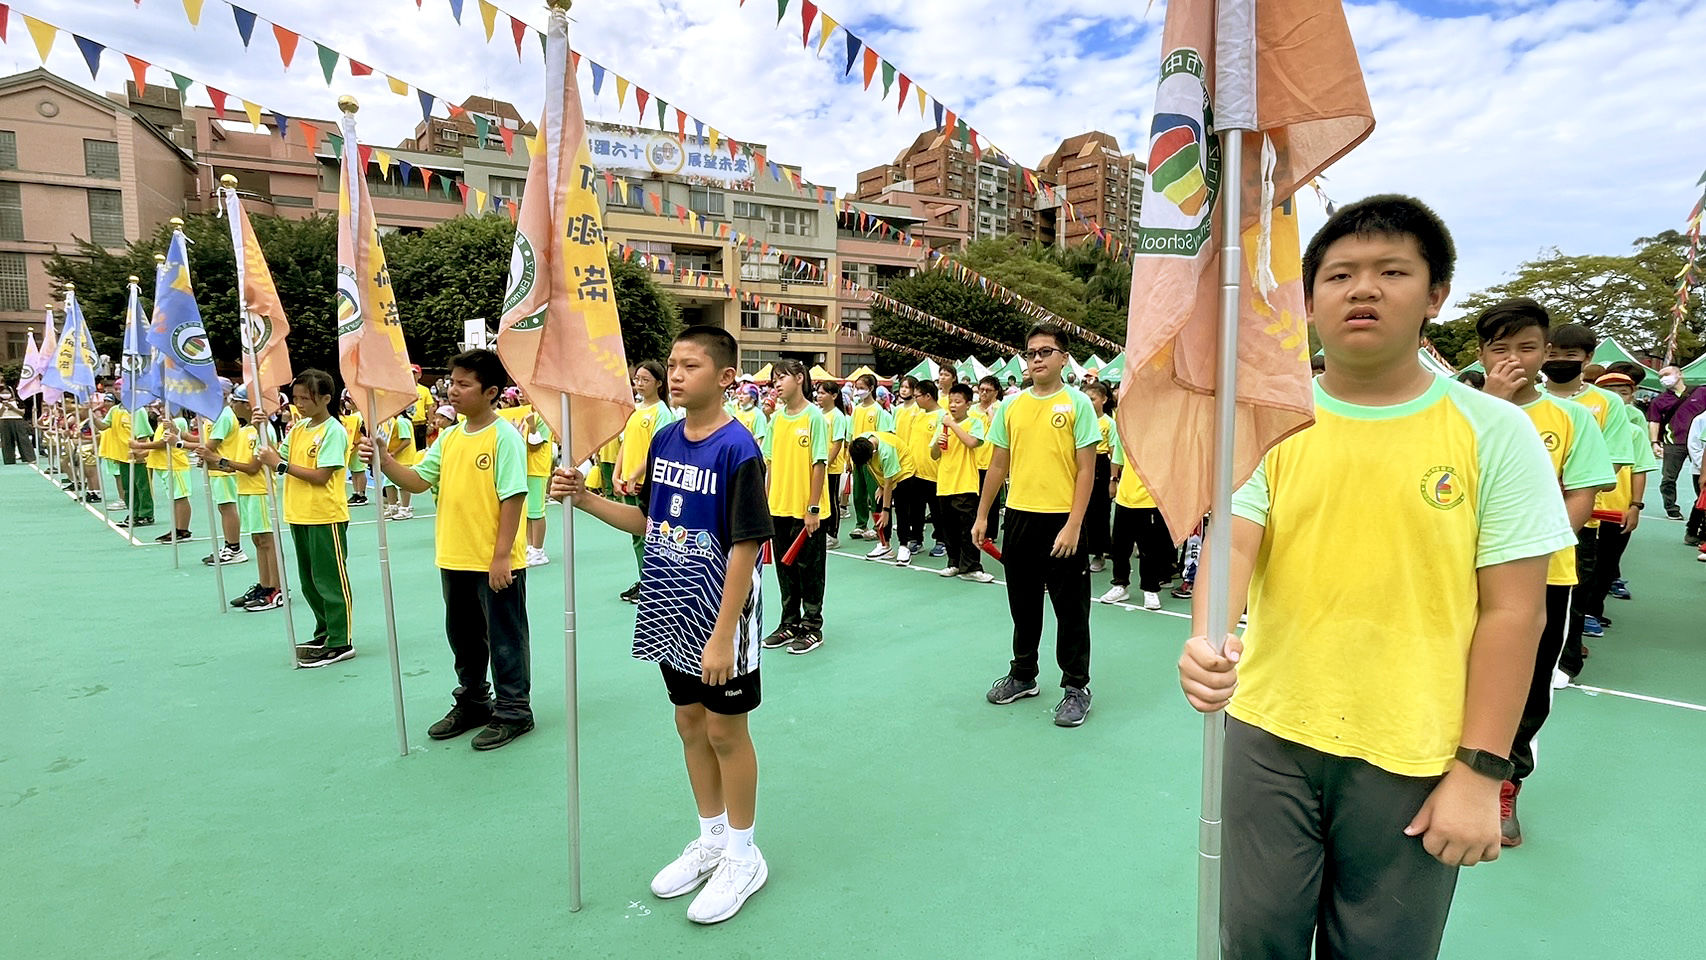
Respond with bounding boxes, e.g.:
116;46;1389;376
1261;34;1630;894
1568;684;1706;713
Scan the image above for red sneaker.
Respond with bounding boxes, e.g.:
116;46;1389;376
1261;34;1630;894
1499;780;1522;847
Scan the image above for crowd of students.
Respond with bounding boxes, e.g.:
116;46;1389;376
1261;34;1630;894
11;194;1700;953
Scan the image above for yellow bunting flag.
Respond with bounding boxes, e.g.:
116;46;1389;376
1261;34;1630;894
336;108;416;425
22;15;57;63
373;149;393;175
478;0;499;41
496;8;632;462
387;75;409;96
816;14;838;54
615;75;629;109
242;99;263;129
182;0;205;28
222;185;293;414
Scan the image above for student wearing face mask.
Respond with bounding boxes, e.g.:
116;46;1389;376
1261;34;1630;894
847;374;893;540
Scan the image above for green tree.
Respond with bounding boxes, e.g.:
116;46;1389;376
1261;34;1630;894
608;254;681;363
868;270;1033;372
1447;231;1702;362
384;214;515;366
1425;317;1482;368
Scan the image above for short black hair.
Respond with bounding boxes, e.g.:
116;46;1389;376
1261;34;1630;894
449;349;510;392
1548;322;1596;353
1607;361;1646;382
978;375;1001;392
1455;370;1485;389
293;369;335;399
1302;194;1456;299
1027;323;1070;352
856;373;877;391
948;382;974;402
913;380;938;400
675;325;738;371
1475;297;1550;345
849;436;874;466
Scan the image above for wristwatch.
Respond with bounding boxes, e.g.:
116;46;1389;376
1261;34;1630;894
1455;746;1514;782
275;462;289;476
807;505;821;515
1630;501;1645;509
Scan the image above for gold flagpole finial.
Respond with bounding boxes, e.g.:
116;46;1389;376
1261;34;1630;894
220;174;239;188
169;217;185;228
338;95;360;115
128;275;139;284
547;0;572;11
63;283;74;292
155;253;166;264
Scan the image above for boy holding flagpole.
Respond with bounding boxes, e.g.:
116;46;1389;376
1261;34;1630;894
205;385;285;611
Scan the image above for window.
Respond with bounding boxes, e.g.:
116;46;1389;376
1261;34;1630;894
489;176;526;201
0;252;27;312
272;195;314;207
733;200;764;219
6;331;26;363
0;131;16;170
688;185;724;217
88;189;125;247
740;306;761;329
739;248;781;282
0;182;21;241
766;206;813;237
841;307;872;333
84;140;120;179
840;352;874;376
439;127;461;142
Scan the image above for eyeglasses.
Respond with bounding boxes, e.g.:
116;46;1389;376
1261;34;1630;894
1022;347;1063;361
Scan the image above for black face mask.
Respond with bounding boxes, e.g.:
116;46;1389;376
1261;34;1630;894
1540;359;1584;383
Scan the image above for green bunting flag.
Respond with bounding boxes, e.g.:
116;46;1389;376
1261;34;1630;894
315;42;338;85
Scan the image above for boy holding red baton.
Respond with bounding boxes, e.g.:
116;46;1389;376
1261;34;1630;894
760;360;829;655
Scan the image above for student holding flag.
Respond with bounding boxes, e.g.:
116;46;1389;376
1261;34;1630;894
0;381;31;465
116;275;160;527
204;385;284;612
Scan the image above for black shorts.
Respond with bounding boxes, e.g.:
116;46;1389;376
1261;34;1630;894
413;425;427;451
660;664;761;715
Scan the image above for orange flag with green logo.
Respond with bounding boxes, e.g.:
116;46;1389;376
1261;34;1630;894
1118;0;1374;540
223;185;293;415
496;10;632;463
336;111;416;425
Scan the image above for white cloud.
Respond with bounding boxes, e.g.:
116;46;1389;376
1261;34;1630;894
11;0;1705;327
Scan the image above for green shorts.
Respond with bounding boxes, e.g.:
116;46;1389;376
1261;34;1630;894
102;458;122;478
527;475;546;520
210;474;239;505
239;494;271;537
152;467;188;500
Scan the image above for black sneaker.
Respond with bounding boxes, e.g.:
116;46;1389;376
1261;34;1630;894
472;718;535;751
84;491;103;503
1171;580;1194;600
1053;686;1093;727
761;625;796;649
155;529;192;543
428;703;494;740
296;645;355;668
619;582;641;604
986;674;1040;705
1668;507;1685;520
117;517;154;528
243;589;284;612
785;630;823;655
348;493;369;506
230;583;264;607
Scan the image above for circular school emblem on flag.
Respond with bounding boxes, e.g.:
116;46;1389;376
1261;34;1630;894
1137;47;1221;257
476;453;492;470
1420;466;1466;510
1540;431;1560;452
243;312;273;352
19;360;36;382
171;322;214;366
503;233;539;326
336;266;362;337
646;136;686;176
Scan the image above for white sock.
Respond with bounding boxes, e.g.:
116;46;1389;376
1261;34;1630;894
724;824;756;861
699;812;728;848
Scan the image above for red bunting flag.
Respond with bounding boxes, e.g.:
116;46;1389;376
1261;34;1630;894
800;0;817;46
498;124;516;154
896;73;911;113
349;59;372;76
357;143;373;169
675;108;687;140
726;136;740;159
272;25;298;67
635;87;650;120
0;5;9;43
208;87;229;119
456;181;470;204
124;54;149;95
509;15;527;59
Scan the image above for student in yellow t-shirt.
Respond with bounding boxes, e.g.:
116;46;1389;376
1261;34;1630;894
897;380;943;562
1474;299;1617;847
1179;197;1575;955
94;394;131;512
972;375;1004;541
1581;372;1658;637
1102;417;1175;611
411;365;432;454
196;396;245;566
1083;381;1116;573
369;349;533;750
130;400;193;543
760;360;830;653
932;382;991;582
257;370;354;667
498;400;556;566
848;373;895;539
339;395;369;507
378;413;419;521
814;381;851;550
974;325;1100;727
848;429;913;562
613;360;676;601
208;385;284;611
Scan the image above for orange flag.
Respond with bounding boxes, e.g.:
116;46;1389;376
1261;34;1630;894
1118;0;1373;540
336;107;416;424
222;183;293;414
496;9;632;464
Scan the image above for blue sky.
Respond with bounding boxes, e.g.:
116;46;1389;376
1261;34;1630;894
9;0;1705;323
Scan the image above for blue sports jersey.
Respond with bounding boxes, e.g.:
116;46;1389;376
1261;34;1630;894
636;418;773;676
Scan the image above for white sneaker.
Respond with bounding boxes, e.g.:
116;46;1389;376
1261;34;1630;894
938;566;960;577
1089;557;1106;572
1142;591;1162;611
395;506;414;520
1551;668;1571;690
526;547;549;567
107;500;127;512
865;543;892;560
651;838;725;899
686;849;768;924
1099;585;1130;604
958;570;996;583
382;504;398;519
895;545;912;566
825;535;840;550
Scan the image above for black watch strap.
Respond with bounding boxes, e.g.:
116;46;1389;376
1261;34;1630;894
1455;746;1514;781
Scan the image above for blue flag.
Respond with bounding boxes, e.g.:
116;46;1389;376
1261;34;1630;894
41;292;97;400
122;280;162;409
147;230;224;421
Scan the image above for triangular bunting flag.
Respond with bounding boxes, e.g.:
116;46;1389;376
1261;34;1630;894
387;75;409;96
327;132;344;159
816;13;838;54
182;0;204;28
349;60;373;77
843;32;860;75
478;0;498;41
242;99;263;129
615;75;629;108
420;168;434;192
231;6;257;47
22;16;58;64
315;42;338;84
397;159;413;185
417;90;434;123
357;143;373;169
473;114;490;147
656;98;668;131
590;61;605;95
776;0;790;23
880;61;895;98
73;35;104;80
299;119;320;152
171;72;193;100
271;112;290;138
498;124;516;154
474;188;487;210
124;54;149;95
448;0;464;23
509;15;527;58
208;87;229;119
800;0;817;47
636;88;650;120
915;83;927;117
373;149;393;175
273;25;299;67
896;73;911;113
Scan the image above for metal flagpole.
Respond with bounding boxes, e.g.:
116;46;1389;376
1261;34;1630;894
367;389;411;757
124;276;141;546
198;415;230;612
1197;130;1247;960
560;393;582;912
166;401;181;569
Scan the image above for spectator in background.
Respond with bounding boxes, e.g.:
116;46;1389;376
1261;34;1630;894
1647;366;1706;519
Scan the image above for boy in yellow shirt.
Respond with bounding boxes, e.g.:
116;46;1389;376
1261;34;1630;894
760;360;829;654
340;395;369;507
814;382;851;550
257;370;354;667
497;401;555;566
369;350;533;750
130;400;193;543
1179;196;1574;955
848;430;914;561
932;382;990;582
205;385;284;611
847;373;894;539
1102;417;1174;611
897;380;943;563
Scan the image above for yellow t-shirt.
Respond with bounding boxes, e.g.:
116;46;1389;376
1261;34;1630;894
414;383;433;424
893;402;920;448
232;424;269;497
1095;413;1113;455
98;408;131;462
414;420;529;572
825;407;851;474
340;413;366;473
618;402;674;482
1108;420;1156;509
385;416;420;467
859;431;915;487
933;414;985;497
1228;377;1575;776
280;418;351;525
499;405;553;477
852;401;893;438
146;417;191;472
971;404;998;470
1520;394;1615;586
1595;412;1659;515
988;386;1100;513
907;408;944;482
762;406;830;518
599;434;621;465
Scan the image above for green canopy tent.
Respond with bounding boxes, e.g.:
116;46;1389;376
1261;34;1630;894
1592;337;1664;390
1418;348;1456;378
1680;352;1706;386
903;358;940;382
1098;351;1126;384
955;355;991;383
1458;359;1485;375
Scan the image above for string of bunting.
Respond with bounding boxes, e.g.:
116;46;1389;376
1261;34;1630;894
840;325;954;367
929;258;1124;353
1666;168;1705;364
744;0;1139;262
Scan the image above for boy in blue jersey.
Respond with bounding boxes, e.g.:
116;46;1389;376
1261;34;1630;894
550;326;773;925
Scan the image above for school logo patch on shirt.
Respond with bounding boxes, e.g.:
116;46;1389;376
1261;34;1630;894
796;430;811;447
1051;412;1069;428
1420;466;1465;510
1539;431;1560;452
306;443;319;459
